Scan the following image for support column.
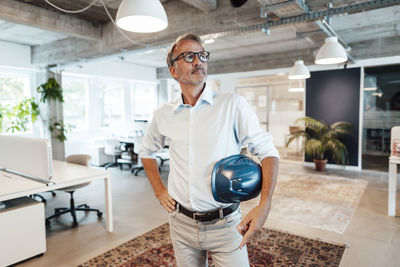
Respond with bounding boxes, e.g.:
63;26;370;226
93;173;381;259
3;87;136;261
36;70;65;161
158;79;169;106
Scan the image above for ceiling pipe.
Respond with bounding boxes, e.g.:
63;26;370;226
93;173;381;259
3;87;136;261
201;0;400;40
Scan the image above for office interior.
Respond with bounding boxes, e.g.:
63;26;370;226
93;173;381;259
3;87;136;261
0;0;399;266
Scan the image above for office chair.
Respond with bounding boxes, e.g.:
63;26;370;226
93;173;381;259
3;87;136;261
131;149;167;176
156;147;169;168
117;142;136;170
45;154;102;228
104;139;122;169
31;191;56;203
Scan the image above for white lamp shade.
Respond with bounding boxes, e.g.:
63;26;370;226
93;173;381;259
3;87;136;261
315;37;348;65
116;0;168;33
288;60;310;80
288;87;304;92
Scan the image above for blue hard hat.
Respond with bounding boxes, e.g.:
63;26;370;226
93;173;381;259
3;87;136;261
211;154;262;203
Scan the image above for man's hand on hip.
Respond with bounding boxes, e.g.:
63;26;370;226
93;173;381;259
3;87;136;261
236;205;270;249
156;188;176;213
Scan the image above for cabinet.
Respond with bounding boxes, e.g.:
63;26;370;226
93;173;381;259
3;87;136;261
0;197;46;266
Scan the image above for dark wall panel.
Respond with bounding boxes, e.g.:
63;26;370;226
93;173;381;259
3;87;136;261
306;68;361;166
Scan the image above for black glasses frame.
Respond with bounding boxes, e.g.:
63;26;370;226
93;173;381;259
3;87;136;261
170;51;210;66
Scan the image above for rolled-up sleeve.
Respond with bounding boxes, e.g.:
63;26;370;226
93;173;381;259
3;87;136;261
235;95;280;161
139;111;165;159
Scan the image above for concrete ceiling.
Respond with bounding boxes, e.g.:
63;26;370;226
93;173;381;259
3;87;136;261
0;0;399;76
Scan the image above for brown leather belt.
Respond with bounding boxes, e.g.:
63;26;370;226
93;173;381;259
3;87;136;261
176;202;239;222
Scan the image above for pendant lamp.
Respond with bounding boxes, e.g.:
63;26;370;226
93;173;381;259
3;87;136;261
315;37;347;65
116;0;168;33
288;60;310;80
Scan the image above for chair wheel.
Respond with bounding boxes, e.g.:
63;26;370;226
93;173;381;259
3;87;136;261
97;212;103;217
72;221;78;228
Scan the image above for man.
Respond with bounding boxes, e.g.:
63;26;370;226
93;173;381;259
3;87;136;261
139;33;279;267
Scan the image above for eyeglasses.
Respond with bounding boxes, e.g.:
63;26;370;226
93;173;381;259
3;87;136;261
170;51;210;66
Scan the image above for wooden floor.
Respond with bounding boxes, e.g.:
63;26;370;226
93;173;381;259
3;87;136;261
15;160;400;267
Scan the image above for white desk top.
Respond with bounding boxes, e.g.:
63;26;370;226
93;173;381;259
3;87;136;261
0;160;108;202
0;171;45;198
389;156;400;164
119;137;142;143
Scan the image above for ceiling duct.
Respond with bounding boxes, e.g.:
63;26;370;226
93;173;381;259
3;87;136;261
202;0;400;41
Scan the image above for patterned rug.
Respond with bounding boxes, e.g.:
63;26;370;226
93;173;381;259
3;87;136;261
78;223;346;267
241;171;368;233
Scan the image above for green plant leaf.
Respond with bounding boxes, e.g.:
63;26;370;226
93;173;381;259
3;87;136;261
286;116;351;165
37;78;64;103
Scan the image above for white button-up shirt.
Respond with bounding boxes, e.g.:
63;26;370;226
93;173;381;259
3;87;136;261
139;85;279;212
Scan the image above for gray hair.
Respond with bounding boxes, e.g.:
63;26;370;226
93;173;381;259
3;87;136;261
166;33;203;67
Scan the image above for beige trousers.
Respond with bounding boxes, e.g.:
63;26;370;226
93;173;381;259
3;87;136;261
168;208;250;267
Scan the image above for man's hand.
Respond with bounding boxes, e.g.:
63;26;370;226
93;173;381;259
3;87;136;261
236;205;270;249
156;188;176;213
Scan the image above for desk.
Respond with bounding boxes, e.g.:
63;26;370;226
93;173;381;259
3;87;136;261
388;156;400;216
0;160;113;232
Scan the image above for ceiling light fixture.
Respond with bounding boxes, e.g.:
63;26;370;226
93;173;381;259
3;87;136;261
289;60;310;80
204;39;215;44
372;90;383;97
288;87;304;92
315;36;348;65
116;0;168;33
289;33;310;80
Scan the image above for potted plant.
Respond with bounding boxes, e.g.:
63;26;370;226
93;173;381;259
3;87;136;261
285;116;352;171
37;77;70;142
48;120;71;142
36;78;64;103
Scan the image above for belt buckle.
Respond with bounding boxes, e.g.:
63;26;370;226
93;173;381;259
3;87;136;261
193;212;202;221
219;208;223;220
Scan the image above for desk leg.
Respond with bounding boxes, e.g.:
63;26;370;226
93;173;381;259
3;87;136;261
388;162;397;216
105;175;113;232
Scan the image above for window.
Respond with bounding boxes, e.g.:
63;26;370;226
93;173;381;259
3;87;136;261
133;83;157;121
0;72;32;133
62;77;88;131
98;82;124;127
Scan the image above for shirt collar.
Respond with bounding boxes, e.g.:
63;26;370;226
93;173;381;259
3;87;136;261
172;84;214;113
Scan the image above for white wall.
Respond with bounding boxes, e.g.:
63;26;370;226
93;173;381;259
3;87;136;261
64;60;156;81
0;41;34;70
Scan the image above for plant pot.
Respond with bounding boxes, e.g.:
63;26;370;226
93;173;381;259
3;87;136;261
313;159;328;172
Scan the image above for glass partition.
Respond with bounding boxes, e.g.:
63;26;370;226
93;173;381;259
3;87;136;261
236;74;304;161
362;65;400;171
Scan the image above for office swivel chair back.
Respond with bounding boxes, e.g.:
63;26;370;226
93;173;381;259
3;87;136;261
104;139;122;169
45;154;102;228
